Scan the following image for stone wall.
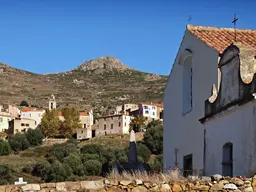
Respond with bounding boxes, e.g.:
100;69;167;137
1;176;256;192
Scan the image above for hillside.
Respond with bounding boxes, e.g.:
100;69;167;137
0;56;167;112
0;133;145;183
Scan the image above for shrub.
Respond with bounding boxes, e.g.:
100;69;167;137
63;154;85;176
32;159;51;180
84;159;102;176
22;166;33;174
80;144;102;155
81;153;100;163
45;161;70;182
20;100;29;107
149;154;163;173
0;165;14;185
136;143;151;163
47;143;79;161
8;133;30;152
25;129;44;146
0;140;12;156
115;150;128;162
143;122;163;155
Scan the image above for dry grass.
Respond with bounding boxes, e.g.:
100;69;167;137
78;133;144;149
106;169;185;184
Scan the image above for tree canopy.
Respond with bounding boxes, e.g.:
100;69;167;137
142;120;163;155
40;109;61;138
20;100;29;107
129;115;146;132
60;107;82;138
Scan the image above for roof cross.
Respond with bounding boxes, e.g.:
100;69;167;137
188;15;192;23
232;13;238;41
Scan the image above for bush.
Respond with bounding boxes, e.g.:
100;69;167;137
115;150;128;162
32;159;51;180
20;100;29;107
0;165;14;185
22;166;33;174
25;129;44;146
45;161;70;182
47;143;79;161
0;140;12;156
8;133;30;152
143;122;163;155
84;159;102;176
63;154;85;176
136;143;151;163
149;154;163;173
80;144;103;155
81;153;100;163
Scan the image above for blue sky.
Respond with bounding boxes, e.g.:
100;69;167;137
0;0;255;75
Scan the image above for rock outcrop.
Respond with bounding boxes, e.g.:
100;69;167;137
78;56;131;72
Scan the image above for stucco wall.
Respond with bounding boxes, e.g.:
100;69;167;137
20;110;45;127
11;118;37;134
0;115;13;132
163;30;219;172
96;115;132;135
77;114;93;139
204;100;256;177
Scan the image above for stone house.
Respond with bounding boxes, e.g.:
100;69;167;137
77;110;94;140
116;104;139;115
20;108;45;128
9;118;37;134
163;25;256;176
95;114;133;136
58;110;94;140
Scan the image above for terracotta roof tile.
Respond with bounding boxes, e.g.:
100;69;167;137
58;111;90;116
21;108;45;112
80;112;89;116
187;25;256;54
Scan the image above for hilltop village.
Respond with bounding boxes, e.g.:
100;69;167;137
0;94;163;140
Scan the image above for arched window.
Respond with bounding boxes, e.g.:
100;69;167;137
180;49;193;115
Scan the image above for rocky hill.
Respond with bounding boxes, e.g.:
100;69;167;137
0;57;167;113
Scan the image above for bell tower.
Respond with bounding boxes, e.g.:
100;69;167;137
49;94;56;110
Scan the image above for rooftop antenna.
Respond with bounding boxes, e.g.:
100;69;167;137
232;13;238;42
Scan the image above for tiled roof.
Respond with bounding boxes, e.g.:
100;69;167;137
187;25;256;54
140;102;163;108
80;112;89;116
21;108;45;112
58;111;89;116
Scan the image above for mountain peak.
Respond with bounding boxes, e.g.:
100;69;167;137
78;56;131;72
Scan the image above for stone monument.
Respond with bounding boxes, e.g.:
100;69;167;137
114;130;151;173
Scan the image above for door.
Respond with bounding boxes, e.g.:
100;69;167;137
183;154;193;177
222;142;233;177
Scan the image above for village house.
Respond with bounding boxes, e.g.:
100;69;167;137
77;110;94;140
138;103;163;121
95;114;133;136
163;24;256;176
0;114;13;133
58;110;94;140
9;118;37;134
20;108;45;128
116;104;139;115
0;104;20;118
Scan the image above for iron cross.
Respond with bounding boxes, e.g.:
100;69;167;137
232;13;238;41
188;15;192;23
